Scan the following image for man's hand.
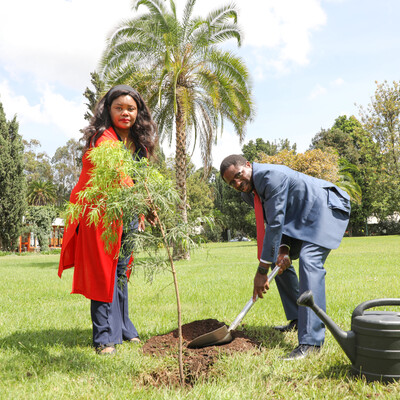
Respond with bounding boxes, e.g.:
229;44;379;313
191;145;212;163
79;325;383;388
276;253;291;274
253;262;270;301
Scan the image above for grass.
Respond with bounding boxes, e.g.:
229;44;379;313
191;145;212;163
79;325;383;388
1;236;400;399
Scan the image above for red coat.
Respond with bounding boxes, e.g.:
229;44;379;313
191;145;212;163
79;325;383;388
58;128;132;302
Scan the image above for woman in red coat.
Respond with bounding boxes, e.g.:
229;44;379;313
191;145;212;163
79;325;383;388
58;85;158;355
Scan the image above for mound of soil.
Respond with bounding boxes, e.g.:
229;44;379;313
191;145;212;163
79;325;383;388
141;319;261;386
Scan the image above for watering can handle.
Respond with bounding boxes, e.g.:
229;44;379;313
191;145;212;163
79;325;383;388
228;265;280;331
352;298;400;318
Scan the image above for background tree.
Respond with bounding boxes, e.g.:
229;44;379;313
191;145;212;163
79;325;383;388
25;206;56;252
213;173;255;240
23;139;53;184
348;125;381;234
83;71;106;123
27;180;57;206
242;138;297;162
51;139;82;205
310;126;359;164
0;102;27;251
359;80;400;220
100;0;254;257
159;156;217;239
186;167;214;221
310;115;371;234
311;110;399;235
258;149;340;182
360;81;400;174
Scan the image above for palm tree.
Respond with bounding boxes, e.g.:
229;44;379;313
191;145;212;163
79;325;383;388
100;0;255;257
27;180;56;206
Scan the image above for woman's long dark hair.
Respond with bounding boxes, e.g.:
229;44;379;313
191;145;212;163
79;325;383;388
82;85;158;158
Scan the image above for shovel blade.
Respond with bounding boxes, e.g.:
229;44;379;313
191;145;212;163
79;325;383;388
187;325;232;348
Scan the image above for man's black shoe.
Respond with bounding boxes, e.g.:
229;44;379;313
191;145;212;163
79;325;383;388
282;344;321;360
273;319;298;332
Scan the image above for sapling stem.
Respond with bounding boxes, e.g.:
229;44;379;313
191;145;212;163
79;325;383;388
143;181;184;385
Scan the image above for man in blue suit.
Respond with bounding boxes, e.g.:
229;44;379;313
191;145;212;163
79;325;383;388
220;154;350;360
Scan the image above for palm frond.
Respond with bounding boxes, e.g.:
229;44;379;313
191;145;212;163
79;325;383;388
169;0;177;18
206;4;238;25
133;0;170;31
337;160;363;204
209;25;242;45
181;0;196;37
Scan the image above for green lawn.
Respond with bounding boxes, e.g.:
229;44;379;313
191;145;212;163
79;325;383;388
1;236;400;399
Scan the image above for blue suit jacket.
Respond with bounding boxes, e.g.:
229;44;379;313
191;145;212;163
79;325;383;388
242;163;351;263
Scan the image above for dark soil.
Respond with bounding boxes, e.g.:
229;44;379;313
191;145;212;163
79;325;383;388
141;319;261;387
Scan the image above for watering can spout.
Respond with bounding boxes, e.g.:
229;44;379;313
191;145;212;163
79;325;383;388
297;291;356;364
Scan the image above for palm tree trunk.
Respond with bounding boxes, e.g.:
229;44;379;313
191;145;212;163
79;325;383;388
174;95;190;260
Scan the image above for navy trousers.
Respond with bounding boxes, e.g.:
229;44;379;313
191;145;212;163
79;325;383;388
274;240;330;346
91;226;139;348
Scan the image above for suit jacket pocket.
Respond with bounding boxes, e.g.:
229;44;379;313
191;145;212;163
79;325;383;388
326;187;351;214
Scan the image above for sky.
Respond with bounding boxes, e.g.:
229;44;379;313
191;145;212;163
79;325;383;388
1;0;399;169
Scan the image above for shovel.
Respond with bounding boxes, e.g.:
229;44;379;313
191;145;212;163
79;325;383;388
187;265;280;348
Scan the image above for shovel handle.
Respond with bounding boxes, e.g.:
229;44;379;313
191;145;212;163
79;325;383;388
228;265;280;332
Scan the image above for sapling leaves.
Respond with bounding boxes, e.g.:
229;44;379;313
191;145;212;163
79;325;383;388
63;140;198;276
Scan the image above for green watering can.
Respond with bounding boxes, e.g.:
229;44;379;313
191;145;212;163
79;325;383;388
298;290;400;381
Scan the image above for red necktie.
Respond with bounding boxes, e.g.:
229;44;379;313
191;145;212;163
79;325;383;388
253;191;265;261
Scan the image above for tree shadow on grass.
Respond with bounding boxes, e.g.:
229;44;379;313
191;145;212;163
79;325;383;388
15;261;59;269
35;262;59;269
1;327;92;349
0;261;59;270
0;328;106;376
240;325;295;352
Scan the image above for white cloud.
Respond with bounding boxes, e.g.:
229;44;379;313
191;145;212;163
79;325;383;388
181;0;327;75
0;0;133;90
306;78;343;101
39;86;86;140
331;77;344;86
244;0;326;64
309;84;327;99
0;81;43;124
0;80;85;140
199;0;325;75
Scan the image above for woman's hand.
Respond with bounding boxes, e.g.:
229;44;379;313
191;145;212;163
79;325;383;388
138;218;145;232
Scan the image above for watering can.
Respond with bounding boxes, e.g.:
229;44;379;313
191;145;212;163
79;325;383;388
297;290;400;381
